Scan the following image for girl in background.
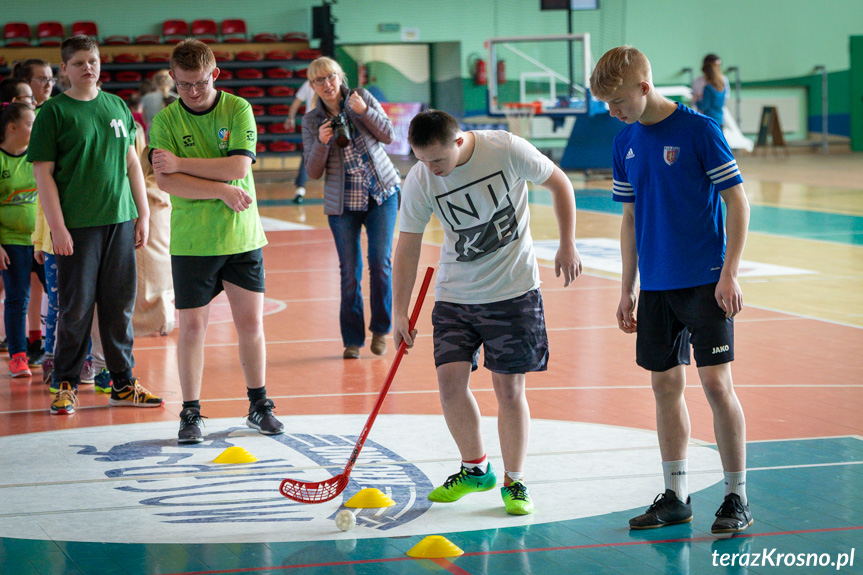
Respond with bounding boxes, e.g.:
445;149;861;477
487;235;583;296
691;54;729;126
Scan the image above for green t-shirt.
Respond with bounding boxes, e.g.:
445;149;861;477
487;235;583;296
148;91;266;256
0;148;38;245
26;91;138;229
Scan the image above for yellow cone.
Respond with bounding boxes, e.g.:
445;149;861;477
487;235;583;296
213;446;257;464
344;488;395;508
406;535;464;559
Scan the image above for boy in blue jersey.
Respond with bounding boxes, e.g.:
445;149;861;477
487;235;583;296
590;46;752;534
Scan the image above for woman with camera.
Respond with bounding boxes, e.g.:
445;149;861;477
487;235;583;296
302;57;401;359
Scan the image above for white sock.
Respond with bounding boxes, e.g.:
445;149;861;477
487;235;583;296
724;470;747;505
295;186;306;197
505;471;524;485
662;459;689;502
462;455;488;474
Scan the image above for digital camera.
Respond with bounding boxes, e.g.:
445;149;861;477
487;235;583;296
330;113;352;148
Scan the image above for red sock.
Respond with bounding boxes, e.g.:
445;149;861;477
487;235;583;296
29;331;41;344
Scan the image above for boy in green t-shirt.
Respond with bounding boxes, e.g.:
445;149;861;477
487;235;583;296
148;39;282;444
28;36;164;415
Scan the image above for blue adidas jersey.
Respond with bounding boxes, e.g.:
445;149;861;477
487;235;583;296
612;103;743;291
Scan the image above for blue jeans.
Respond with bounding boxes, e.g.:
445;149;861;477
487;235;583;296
1;244;35;356
295;155;307;188
327;192;398;347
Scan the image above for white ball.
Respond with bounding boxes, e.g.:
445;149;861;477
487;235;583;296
335;509;356;532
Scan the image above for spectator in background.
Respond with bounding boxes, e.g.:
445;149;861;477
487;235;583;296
691;54;729;127
12;60;55;111
142;70;177;129
302;57;400;359
127;92;146;132
131;118;174;338
283;80;313;203
0;79;36;109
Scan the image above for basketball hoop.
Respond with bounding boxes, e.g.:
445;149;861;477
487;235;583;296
502;102;540;139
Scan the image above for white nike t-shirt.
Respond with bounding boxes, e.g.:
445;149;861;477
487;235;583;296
400;130;555;304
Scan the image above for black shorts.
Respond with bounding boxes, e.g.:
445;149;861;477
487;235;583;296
172;248;265;309
636;282;734;372
431;288;548;375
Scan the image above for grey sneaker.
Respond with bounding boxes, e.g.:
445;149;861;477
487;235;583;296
629;489;693;529
80;360;97;384
246;398;284;435
178;407;206;444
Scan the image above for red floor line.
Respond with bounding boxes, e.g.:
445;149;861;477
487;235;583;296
160;525;863;575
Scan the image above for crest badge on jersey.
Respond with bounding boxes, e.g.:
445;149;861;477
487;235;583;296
663;146;680;166
218;128;230;141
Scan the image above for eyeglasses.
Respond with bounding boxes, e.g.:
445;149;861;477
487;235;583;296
33;77;56;86
175;78;211;91
311;73;338;87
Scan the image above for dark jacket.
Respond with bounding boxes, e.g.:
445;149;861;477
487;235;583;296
302;85;401;215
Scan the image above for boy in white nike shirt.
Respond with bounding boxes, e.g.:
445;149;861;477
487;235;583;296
392;109;582;515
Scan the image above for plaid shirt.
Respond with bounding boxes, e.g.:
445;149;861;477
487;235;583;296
340;121;396;212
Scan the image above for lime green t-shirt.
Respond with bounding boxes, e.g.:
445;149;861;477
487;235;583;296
26;91;138;229
0;148;38;245
148;91;266;256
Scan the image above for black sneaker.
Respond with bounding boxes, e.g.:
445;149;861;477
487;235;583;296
178;407;206;444
711;493;753;534
246;398;284;435
629;489;693;529
27;339;45;367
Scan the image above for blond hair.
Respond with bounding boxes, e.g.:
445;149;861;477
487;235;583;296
152;69;174;93
170;39;216;73
589;46;651;101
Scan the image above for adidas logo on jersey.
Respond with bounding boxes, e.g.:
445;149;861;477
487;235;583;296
625;148;635;159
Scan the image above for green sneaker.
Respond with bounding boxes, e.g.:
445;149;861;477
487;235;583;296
428;463;497;503
501;481;534;515
94;369;112;394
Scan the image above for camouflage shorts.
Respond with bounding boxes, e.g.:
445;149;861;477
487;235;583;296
432;288;549;375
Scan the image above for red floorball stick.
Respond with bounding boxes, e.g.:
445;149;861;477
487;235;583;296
279;266;435;504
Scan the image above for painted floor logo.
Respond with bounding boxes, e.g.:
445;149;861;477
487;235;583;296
0;415;724;544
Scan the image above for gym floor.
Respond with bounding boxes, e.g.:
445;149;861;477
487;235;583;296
1;152;861;574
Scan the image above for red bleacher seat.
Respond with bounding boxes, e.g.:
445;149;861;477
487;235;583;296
268;123;293;134
212;50;233;62
116;89;138;100
267;86;295;98
220;87;236;95
235;51;263;62
191;19;218;43
134;34;161;45
37;22;64;46
267;104;291;115
104;35;132;45
251;104;265;116
238;86;265;98
252;32;279;43
265;50;293;61
71;21;98;39
4;23;32;47
143;53;171;63
237;69;264;80
268;141;297;153
295;49;322;60
221;19;247;43
99;72;112;84
255;142;267;154
294;68;308;78
265;68;292;79
217;69;234;80
115;71;142;83
256;124;266;134
114;53;142;64
282;32;308;42
162;20;189;44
